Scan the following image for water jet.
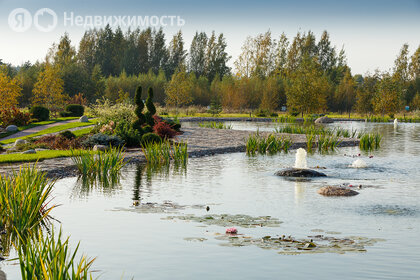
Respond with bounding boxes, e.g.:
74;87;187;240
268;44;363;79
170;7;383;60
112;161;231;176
275;148;327;177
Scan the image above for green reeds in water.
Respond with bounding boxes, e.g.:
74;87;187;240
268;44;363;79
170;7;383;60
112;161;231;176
275;124;359;139
198;122;232;129
142;140;188;166
17;228;96;280
359;133;382;150
246;133;293;155
317;134;341;152
0;165;55;255
71;146;126;186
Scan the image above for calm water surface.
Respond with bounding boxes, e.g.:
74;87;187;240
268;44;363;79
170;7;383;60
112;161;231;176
2;121;420;279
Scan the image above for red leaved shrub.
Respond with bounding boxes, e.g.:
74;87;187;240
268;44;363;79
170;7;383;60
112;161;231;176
34;135;84;150
0;107;31;127
153;121;178;139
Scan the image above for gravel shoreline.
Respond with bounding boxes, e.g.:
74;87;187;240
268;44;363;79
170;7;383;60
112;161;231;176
0;127;359;179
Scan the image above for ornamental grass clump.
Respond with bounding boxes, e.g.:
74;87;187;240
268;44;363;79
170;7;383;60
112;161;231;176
141;140;188;166
246;133;293;155
198;122;232;129
17;228;96;280
71;146;126;183
359;133;382;150
0;165;55;255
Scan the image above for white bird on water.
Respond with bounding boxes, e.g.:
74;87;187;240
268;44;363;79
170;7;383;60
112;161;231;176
394;118;398;129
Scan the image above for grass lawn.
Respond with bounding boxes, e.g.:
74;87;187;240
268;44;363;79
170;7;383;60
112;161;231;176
0;117;78;139
0;149;96;164
72;127;95;137
0;120;97;145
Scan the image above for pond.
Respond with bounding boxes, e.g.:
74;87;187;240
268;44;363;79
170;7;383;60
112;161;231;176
2;121;420;279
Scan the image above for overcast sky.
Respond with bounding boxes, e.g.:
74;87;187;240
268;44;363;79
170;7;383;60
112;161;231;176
1;0;419;75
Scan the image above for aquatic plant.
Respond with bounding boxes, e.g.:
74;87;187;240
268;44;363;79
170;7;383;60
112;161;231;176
317;134;340;152
18;228;96;280
275;125;358;139
142;140;188;166
225;227;238;234
272;116;297;123
71;146;126;181
359;133;382;150
198;122;232;129
246;133;292;155
0;165;55;255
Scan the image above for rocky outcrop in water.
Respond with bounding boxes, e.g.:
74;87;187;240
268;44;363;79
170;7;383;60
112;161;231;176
315;116;333;124
317;186;359;196
275;168;327;177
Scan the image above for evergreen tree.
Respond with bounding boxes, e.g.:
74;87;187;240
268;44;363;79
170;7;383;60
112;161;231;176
132;86;145;132
189;32;208;76
145;87;156;127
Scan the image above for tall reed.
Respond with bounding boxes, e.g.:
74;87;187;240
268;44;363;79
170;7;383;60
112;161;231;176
142;140;188;166
359;133;382;150
0;165;55;255
198;122;232;129
246;133;293;155
18;228;96;280
71;146;126;184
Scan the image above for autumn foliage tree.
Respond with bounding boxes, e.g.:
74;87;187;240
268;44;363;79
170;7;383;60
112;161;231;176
32;65;66;113
0;70;22;110
285;58;329;116
165;67;192;110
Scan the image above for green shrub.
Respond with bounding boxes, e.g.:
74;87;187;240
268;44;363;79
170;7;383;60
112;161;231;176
30;106;49;121
58;111;72;117
141;132;162;144
59;130;76;140
65;104;85;117
114;122;142;147
143;125;153;133
82;133;124;148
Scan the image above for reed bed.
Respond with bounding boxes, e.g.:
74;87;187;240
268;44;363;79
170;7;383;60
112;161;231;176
71;146;126;183
142;140;188;166
272;116;297;123
18;229;96;280
198;122;233;129
359;133;382;150
246;133;292;155
0;165;55;254
275;124;358;139
305;133;341;153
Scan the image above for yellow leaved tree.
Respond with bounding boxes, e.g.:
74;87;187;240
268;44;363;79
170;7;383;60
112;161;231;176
0;71;22;110
31;65;66;113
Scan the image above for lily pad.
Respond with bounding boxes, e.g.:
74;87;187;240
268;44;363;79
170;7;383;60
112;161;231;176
213;233;384;255
162;214;282;228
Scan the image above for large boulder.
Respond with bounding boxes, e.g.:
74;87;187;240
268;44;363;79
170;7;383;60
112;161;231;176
79;115;89;123
14;139;27;147
275;168;327;177
6;125;18;132
317;186;359;196
22;149;36;154
93;144;107;151
314;116;333;124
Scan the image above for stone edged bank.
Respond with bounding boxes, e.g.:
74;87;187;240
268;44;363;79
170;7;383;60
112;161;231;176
0;127;359;179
